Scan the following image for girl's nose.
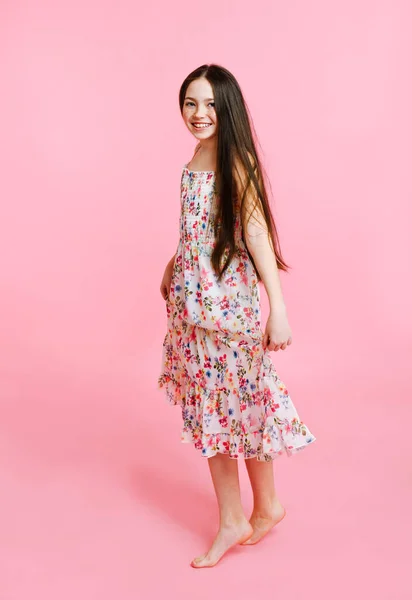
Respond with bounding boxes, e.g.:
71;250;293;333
194;110;208;119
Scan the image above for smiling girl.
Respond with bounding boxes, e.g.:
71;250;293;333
158;64;316;568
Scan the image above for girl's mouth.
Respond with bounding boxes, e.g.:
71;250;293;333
192;123;212;129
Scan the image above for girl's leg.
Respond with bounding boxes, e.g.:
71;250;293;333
191;453;253;568
241;457;286;545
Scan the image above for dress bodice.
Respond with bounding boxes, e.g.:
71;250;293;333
180;164;242;247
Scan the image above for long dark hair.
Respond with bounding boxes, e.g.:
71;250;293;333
178;63;290;283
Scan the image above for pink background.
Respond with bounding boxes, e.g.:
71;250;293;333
1;0;411;598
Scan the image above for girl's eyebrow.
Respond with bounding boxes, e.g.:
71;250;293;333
185;97;214;101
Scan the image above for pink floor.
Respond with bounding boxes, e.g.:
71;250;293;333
1;344;410;600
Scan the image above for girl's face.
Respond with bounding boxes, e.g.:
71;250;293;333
182;77;217;141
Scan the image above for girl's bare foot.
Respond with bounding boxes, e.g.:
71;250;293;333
241;497;286;545
191;519;253;568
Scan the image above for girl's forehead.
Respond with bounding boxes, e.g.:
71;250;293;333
186;78;214;98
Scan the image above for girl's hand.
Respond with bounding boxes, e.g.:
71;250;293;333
263;309;293;352
160;261;174;301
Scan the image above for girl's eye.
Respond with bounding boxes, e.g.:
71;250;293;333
185;101;215;108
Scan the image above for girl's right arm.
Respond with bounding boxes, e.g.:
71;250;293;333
160;250;178;300
167;252;177;268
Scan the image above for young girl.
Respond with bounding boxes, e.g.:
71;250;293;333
158;64;316;568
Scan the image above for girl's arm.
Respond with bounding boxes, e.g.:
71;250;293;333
233;155;292;350
233;157;287;315
244;221;286;315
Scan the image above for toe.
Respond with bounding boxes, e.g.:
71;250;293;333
191;553;207;567
193;553;206;562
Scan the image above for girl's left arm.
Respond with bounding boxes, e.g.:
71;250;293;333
244;221;292;351
233;155;286;314
233;156;292;350
245;227;286;316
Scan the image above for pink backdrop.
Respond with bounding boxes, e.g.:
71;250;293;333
1;1;411;598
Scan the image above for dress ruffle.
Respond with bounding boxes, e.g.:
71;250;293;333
158;345;316;462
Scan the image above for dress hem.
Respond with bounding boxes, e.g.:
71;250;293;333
157;369;317;463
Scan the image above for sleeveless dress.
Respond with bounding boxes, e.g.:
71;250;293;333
157;163;316;461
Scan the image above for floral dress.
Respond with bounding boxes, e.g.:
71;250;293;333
158;163;316;461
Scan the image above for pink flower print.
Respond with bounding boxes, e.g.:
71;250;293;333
220;297;230;310
219;416;228;428
184;348;192;361
200;266;214;291
246;414;259;429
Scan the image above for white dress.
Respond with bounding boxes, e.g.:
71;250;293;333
158;164;316;461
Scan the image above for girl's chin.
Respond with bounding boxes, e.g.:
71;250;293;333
192;128;216;138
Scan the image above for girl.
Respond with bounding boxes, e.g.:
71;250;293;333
158;64;316;569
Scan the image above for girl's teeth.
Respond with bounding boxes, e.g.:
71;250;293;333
193;123;211;128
